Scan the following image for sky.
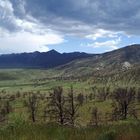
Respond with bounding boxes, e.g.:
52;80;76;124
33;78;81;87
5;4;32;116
0;0;140;54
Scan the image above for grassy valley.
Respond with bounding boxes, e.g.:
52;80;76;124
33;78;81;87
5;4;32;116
0;45;139;140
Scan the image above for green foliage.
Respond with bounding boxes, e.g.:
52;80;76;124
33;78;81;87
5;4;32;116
98;130;116;140
0;122;140;140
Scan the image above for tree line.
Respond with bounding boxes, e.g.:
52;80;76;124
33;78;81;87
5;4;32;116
0;86;140;127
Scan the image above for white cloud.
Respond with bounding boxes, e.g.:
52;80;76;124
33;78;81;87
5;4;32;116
87;37;121;51
86;29;120;40
0;0;138;54
0;0;19;31
0;30;64;54
0;0;65;54
0;0;13;15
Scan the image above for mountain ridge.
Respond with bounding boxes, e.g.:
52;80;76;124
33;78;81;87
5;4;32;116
0;44;139;69
0;49;93;68
55;44;140;77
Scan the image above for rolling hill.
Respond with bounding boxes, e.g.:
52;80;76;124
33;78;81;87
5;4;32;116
0;44;139;91
0;44;139;79
55;44;140;77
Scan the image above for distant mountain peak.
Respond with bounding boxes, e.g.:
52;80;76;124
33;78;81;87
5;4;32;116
0;44;139;69
47;49;60;54
129;44;140;47
125;44;140;49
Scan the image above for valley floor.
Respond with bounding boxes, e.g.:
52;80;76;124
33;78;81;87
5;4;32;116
0;69;139;140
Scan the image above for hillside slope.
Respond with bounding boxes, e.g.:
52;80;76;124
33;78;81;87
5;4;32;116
0;44;139;75
56;44;140;77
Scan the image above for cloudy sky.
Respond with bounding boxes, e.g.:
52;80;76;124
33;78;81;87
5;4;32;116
0;0;140;54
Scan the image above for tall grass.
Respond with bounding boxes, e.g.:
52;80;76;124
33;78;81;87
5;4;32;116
0;121;140;140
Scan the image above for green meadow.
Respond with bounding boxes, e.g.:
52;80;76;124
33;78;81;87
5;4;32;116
0;68;139;140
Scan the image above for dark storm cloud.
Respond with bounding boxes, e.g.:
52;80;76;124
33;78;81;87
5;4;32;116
0;0;19;32
2;0;140;35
